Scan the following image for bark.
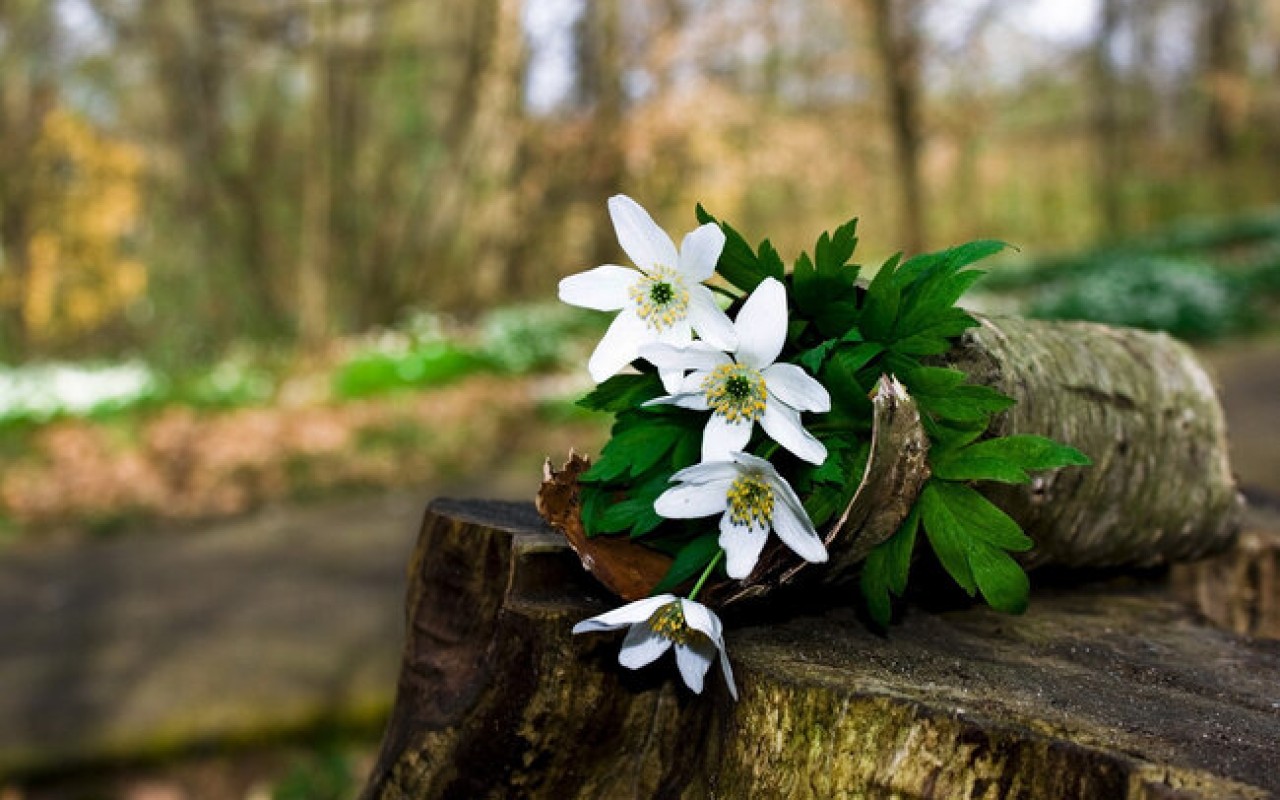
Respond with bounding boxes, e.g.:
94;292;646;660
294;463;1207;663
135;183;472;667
360;499;1279;799
867;0;927;254
539;316;1242;603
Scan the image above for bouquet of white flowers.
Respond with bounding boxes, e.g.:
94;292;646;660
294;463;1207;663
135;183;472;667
548;195;1090;699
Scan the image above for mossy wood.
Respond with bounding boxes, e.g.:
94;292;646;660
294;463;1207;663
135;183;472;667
539;316;1243;602
360;500;1278;799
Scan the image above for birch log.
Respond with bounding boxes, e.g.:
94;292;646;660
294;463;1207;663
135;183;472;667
539;316;1243;602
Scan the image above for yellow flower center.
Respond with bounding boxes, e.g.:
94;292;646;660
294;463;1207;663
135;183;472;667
629;266;689;331
647;600;698;645
702;363;767;423
727;474;774;528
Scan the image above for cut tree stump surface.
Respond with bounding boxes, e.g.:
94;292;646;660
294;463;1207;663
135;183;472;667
364;499;1280;800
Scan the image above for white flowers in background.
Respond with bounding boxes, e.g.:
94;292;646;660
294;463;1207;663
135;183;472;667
655;451;827;579
641;276;831;465
558;195;738;383
572;594;738;699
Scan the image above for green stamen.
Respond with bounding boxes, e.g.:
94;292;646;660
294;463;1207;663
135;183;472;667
727;474;774;528
647;601;697;645
702;363;767;423
630;266;690;331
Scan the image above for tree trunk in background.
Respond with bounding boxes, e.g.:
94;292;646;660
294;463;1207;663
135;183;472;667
297;0;333;346
0;0;55;357
1092;0;1125;239
1200;0;1248;162
579;0;627;270
867;0;926;255
359;500;1278;799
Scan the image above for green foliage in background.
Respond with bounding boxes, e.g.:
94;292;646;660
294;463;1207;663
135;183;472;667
984;208;1280;340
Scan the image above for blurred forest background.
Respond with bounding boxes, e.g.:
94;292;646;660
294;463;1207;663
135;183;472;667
2;0;1280;538
3;0;1279;362
3;2;1280;797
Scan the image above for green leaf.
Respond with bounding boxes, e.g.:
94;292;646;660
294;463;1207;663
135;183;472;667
968;543;1030;614
861;254;902;341
652;534;721;594
581;419;687;483
918;481;977;595
925;480;1033;551
914;384;1015;424
695;204;773;292
758;239;786;280
901;366;966;395
861;503;921;626
931;454;1030;484
963;434;1092;471
832;342;884;376
577;373;664;412
796;338;839;373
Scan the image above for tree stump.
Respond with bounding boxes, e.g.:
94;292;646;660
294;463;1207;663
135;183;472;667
360;499;1280;800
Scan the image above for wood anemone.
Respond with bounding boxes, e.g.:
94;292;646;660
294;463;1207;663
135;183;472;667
537;315;1244;604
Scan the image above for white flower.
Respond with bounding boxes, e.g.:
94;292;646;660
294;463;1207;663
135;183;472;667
654;451;827;579
641;276;831;465
572;594;738;699
558;195;738;383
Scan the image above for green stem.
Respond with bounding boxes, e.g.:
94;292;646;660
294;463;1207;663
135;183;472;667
687;549;725;601
708;283;742;302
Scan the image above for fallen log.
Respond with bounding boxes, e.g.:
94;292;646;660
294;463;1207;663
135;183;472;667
360;500;1279;800
540;316;1244;604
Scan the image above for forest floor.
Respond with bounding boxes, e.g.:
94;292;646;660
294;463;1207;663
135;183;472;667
0;336;1276;799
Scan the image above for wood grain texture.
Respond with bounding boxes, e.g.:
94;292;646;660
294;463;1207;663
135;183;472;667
361;500;1279;800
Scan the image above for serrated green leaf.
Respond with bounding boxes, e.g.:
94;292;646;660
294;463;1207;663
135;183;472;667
968;543;1030;613
833;342;884;376
758;239;786;279
581;420;686;482
963;434;1092;471
797;338;839;373
902;366;966;395
914;384;1015;423
860;552;894;628
926;480;1033;551
695;204;771;292
652;534;721;594
931;454;1030;484
861;254;902;341
919;481;977;594
576;373;664;412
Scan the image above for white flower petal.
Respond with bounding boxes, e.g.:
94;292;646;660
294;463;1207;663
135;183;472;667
682;590;736;701
639;341;730;374
654;481;730;519
680;598;724;642
763;363;831;413
558;265;637;311
771;496;828;564
719;647;739;701
655;317;693;346
733;277;788;369
767;466;811;524
719;514;770;579
687;285;739;352
760;401;827;465
643;391;710;412
727;451;775;474
678;223;725;282
609;194;678;271
703;413;753;462
674;639;715;694
619;623;673;669
587;311;647;383
669;459;742;485
572;594;676;634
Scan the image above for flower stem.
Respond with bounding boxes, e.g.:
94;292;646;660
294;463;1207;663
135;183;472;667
708;283;743;302
687;549;725;601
